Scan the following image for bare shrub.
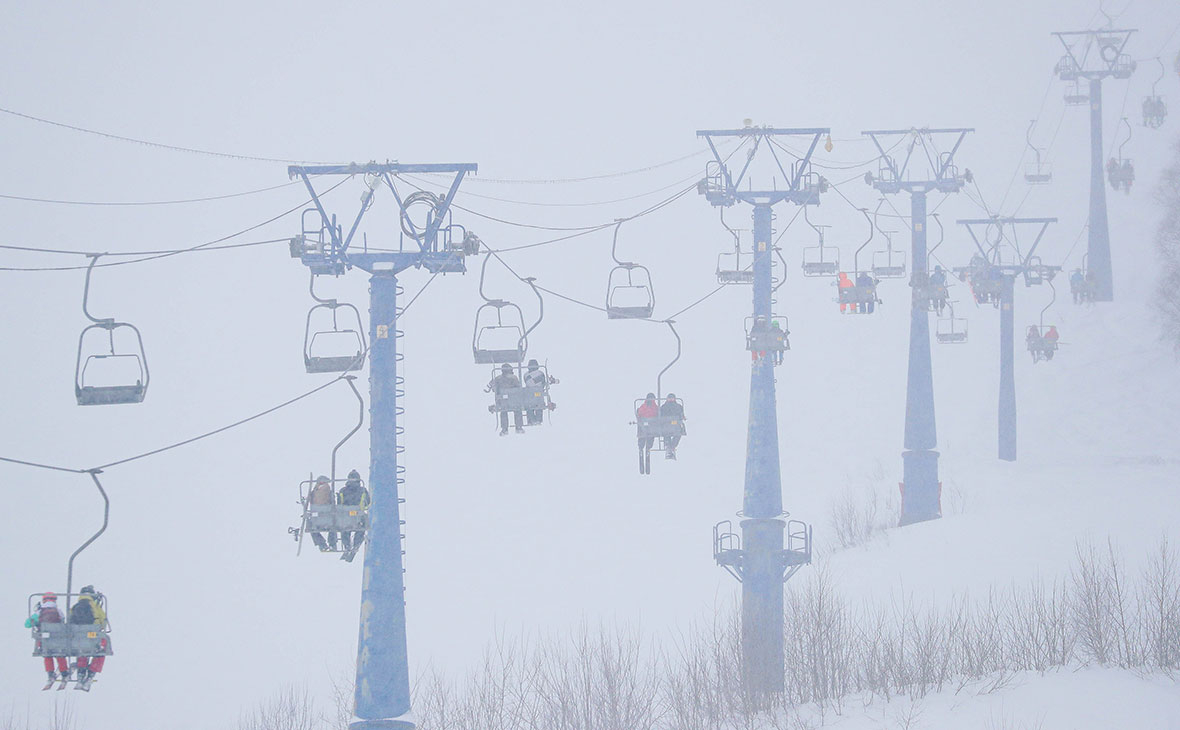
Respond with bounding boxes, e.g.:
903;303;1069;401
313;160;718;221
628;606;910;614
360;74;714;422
238;685;320;730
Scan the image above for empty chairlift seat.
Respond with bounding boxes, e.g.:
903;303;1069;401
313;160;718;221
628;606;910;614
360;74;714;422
935;315;968;344
304;301;366;373
716;251;755;285
871;248;906;279
472;301;528;364
75;322;149;406
801;245;839;277
606;264;655;319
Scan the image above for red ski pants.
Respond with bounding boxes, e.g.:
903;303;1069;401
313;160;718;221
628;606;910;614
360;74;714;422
42;657;68;673
77;655;105;673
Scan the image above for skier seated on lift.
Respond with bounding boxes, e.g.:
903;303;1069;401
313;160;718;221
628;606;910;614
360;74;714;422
855;271;877;314
837;272;854;313
26;592;70;688
308;475;337;552
1044;326;1059;359
488;363;525;435
69;585;107;691
660;393;686;460
1070;268;1086;304
929;266;949;314
749;317;770;362
636;393;659;475
523;359;557;425
771;319;787;364
337;470;370;561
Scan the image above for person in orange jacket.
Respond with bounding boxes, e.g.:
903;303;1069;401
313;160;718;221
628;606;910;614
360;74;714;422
636;393;660;475
837;272;854;314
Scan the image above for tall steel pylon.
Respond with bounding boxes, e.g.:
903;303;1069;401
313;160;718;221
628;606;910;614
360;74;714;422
1052;27;1136;301
953;217;1058;462
289;162;478;730
863;128;973;526
700;125;824;698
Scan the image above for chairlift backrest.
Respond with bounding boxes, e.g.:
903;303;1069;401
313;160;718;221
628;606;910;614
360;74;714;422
75;322;149;406
304;301;366;373
472;300;527;363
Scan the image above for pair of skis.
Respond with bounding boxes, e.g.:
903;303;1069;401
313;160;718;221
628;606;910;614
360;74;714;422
41;672;95;692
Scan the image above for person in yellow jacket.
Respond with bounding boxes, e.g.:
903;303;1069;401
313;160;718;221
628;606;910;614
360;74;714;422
69;585;107;691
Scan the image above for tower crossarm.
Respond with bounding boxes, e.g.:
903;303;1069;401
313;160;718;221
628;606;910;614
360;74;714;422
696;126;831;206
862;128;974;194
1052;29;1137;79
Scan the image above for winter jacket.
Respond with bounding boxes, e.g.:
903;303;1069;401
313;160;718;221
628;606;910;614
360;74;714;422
523;368;547;389
636;399;659;419
855;272;874;288
73;594;105;626
659;400;685;420
26;602;62;628
309;481;334;505
338;480;370;508
837;273;853;289
489;372;522;394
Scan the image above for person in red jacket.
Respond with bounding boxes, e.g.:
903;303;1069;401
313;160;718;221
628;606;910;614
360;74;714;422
837;272;854;313
636;393;660;475
25;592;70;687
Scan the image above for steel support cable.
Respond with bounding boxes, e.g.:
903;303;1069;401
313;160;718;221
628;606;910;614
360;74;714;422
996;73;1058;213
0;178;349;271
419;141;736;185
0;105;338;165
400;168;706;209
0;238;290;258
768;136;903;172
0;180;305;207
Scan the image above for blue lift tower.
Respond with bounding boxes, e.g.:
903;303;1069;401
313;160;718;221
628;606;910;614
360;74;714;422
1052;27;1136;301
289;161;478;730
700;124;824;699
863;129;973;526
953;217;1059;462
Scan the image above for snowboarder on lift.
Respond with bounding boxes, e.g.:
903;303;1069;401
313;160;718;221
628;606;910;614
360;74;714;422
337;470;370;562
26;592;70;689
70;585;107;691
308;475;337;552
636;393;659;475
1044;326;1059;360
488;363;524;435
660;394;686;460
929;266;948;315
855;271;877;314
1070;268;1086;304
771;320;787;365
522;359;556;425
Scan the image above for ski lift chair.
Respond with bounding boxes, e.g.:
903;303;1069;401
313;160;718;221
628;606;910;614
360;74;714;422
838;278;880;314
716;251;754;285
294;476;370;555
745;316;789;353
1055;55;1080;81
1064;81;1089;106
489;363;555;427
871;247;906;279
29;593;114;660
1024;161;1052;184
634;396;686;452
801;245;840;277
472;300;528;364
1112;54;1136;80
935;314;968;344
606;264;655;319
75;323;149;406
1143;96;1167;129
1025;325;1060;363
304;301;366;373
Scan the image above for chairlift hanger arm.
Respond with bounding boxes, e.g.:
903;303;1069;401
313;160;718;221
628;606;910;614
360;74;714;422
81;254;113;325
66;469;110;616
854;207;874;273
610;219;631;266
330;376;364;484
656;320;681;401
928;214;945;257
308;271;337;305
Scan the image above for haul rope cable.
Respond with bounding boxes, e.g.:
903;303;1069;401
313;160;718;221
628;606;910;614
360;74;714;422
0;178;350;271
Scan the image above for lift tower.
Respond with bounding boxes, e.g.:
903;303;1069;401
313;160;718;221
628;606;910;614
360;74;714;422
1052;28;1136;301
953;217;1058;462
863;128;973;526
289;161;477;730
700;125;824;698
